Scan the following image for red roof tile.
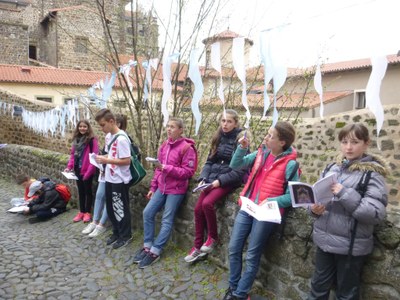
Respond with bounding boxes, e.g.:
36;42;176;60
202;29;254;46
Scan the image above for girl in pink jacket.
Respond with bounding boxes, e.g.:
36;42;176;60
65;120;99;223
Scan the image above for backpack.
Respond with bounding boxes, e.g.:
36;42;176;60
37;177;71;204
108;133;146;186
55;184;71;204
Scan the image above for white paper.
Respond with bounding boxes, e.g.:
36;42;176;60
61;171;79;180
8;205;28;213
192;183;212;193
289;173;338;207
145;157;160;164
89;153;103;171
240;196;281;223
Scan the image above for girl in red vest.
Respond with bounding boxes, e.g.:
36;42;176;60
223;121;299;300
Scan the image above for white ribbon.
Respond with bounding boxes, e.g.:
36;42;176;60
102;71;116;108
188;48;204;135
161;53;180;126
211;42;225;111
143;58;158;104
314;64;324;118
366;56;387;140
232;37;251;129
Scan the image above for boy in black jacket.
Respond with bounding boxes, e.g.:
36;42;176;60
23;180;66;222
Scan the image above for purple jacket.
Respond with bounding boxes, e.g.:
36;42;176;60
150;137;197;195
67;137;99;180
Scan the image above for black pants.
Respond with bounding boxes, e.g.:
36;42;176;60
105;181;131;240
76;174;94;213
309;247;366;300
36;207;66;219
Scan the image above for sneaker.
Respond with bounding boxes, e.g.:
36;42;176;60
106;234;118;246
132;247;150;264
200;237;217;253
88;225;107;237
112;237;133;249
223;287;234;300
83;213;92;223
184;247;206;263
139;252;160;269
73;212;84;222
82;222;97;234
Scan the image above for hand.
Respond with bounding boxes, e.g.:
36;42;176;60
95;155;108;164
211;180;220;189
155;163;164;171
23;207;30;215
238;136;250;149
311;204;325;215
331;183;343;197
146;191;153;200
64;168;71;172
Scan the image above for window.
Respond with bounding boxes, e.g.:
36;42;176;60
35;96;53;103
354;91;366;109
29;45;37;60
63;97;73;105
75;37;88;54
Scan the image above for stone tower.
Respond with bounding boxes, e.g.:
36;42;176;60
0;0;159;71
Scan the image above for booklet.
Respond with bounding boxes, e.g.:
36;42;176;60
61;171;79;180
289;173;338;207
192;183;213;193
89;153;104;172
145;157;160;164
240;196;282;223
7;205;28;213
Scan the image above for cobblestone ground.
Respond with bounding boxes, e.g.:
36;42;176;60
0;178;230;300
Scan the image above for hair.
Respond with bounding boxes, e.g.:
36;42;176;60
72;119;95;144
15;173;30;185
338;123;370;143
115;114;128;131
274;121;296;151
209;109;239;158
168;117;184;129
95;108;115;122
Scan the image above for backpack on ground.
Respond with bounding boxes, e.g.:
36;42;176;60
55;184;71;204
108;133;146;186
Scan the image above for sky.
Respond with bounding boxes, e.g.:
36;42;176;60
130;0;399;68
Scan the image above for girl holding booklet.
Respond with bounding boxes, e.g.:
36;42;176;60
184;109;247;263
308;123;388;300
65;120;98;223
223;121;299;300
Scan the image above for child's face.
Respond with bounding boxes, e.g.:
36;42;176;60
97;118;113;134
166;121;183;140
21;180;30;189
340;133;369;161
263;128;285;154
220;114;237;133
78;122;89;135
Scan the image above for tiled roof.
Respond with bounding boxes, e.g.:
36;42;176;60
202;29;254;46
228;90;353;109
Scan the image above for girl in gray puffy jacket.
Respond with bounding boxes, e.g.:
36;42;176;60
308;123;389;300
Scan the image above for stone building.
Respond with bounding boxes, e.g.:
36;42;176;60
0;0;159;71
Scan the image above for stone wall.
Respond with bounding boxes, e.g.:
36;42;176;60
0;144;399;299
0;22;29;65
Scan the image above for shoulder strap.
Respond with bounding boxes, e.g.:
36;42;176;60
357;170;373;198
322;162;335;178
283;161;299;191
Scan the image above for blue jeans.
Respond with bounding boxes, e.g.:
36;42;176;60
93;182;108;225
143;189;184;256
228;210;276;298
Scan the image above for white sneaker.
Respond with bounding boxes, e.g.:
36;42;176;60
88;225;107;237
82;222;96;234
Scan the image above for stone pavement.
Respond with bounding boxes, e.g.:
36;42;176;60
0;178;231;300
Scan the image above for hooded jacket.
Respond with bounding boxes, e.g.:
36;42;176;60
67;137;99;180
199;128;247;188
312;153;389;256
150;137;197;195
27;181;67;213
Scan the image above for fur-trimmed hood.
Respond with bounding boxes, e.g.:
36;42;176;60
335;153;390;177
